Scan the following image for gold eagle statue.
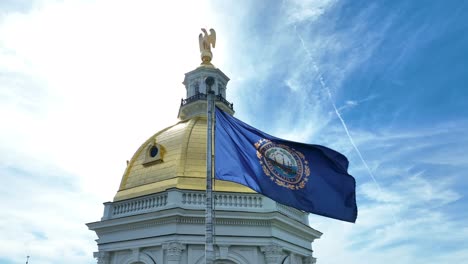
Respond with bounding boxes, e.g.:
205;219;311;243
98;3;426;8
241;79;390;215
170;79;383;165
199;28;216;65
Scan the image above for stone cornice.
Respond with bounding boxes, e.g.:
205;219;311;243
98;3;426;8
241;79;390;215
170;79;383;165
88;207;320;245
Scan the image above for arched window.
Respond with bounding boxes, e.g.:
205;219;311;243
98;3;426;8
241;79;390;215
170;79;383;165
218;83;226;98
215;260;236;264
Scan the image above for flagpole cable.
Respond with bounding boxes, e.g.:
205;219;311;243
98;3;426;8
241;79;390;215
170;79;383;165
205;76;215;264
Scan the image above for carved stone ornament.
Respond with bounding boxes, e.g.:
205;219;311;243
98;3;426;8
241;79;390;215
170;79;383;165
94;251;110;264
303;256;317;264
261;244;284;264
163;241;185;261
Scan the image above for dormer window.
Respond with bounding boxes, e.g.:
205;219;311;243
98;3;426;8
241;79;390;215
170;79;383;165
150;146;159;157
143;143;163;165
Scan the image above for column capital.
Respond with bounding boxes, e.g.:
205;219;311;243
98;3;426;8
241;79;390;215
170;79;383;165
261;244;284;264
303;256;317;264
163;241;185;262
94;251;110;264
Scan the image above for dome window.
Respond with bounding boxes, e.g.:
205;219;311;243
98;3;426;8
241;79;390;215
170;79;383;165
150;146;159;157
143;143;163;166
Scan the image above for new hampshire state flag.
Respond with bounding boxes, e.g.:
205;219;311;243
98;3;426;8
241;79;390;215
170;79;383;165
215;107;357;223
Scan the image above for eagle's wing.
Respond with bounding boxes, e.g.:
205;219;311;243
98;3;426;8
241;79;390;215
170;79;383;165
199;33;203;52
209;28;216;48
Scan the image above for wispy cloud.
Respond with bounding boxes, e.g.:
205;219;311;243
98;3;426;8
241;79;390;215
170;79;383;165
2;1;468;264
0;0;222;263
312;169;466;263
308;118;468;263
337;94;379;113
0;163;98;264
284;0;338;24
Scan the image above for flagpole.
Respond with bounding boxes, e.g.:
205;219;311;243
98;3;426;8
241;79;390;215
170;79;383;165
205;76;215;264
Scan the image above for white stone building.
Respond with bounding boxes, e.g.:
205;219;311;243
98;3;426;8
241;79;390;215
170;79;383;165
87;59;322;264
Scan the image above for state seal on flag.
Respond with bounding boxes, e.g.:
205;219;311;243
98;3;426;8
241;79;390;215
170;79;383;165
254;139;310;190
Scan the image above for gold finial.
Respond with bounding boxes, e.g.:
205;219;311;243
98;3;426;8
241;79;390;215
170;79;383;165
199;28;216;66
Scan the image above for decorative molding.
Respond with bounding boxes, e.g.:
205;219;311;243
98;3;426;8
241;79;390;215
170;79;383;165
288;253;301;264
261;244;284;264
120;251;157;264
276;204;307;224
302;256;317;264
218;245;229;259
94;251;110;264
98;215;272;235
163;241;185;262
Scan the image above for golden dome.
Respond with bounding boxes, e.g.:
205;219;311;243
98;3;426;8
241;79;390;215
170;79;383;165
114;116;253;201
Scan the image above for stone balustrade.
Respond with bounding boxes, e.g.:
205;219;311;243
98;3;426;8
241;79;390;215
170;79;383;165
181;191;263;208
102;189;308;224
111;193;168;218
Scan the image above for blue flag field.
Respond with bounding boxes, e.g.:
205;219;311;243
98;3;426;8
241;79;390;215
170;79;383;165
215;107;357;223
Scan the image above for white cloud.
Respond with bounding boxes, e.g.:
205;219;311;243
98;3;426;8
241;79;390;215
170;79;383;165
2;1;467;264
308;120;468;263
285;0;338;24
0;0;224;263
312;172;466;264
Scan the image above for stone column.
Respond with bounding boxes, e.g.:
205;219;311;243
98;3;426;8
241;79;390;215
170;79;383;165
163;242;185;264
302;256;317;264
289;253;299;264
261;244;284;264
94;251;110;264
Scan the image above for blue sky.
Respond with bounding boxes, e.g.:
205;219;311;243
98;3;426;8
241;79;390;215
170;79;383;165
1;0;467;263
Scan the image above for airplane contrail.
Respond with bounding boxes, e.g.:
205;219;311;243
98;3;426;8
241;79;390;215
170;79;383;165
294;25;397;223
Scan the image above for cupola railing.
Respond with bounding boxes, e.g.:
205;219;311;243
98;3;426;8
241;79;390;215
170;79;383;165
180;92;234;110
